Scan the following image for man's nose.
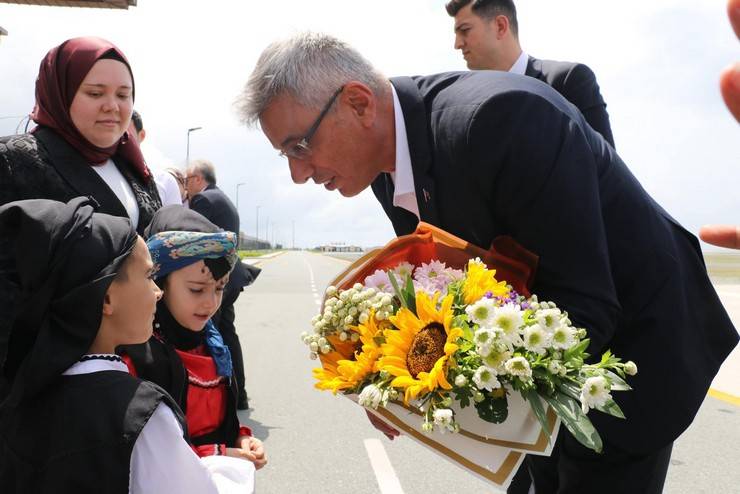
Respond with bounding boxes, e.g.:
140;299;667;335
288;158;312;184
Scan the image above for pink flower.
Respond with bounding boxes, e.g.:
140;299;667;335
364;269;394;293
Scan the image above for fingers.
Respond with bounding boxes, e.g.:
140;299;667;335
729;0;740;39
365;410;400;440
699;225;740;249
720;63;740;122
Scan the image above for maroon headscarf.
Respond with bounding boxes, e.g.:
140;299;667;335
31;37;151;181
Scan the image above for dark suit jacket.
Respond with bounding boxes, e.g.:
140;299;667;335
526;56;615;148
189;184;254;299
372;72;738;454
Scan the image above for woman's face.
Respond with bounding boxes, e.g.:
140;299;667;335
69;59;133;148
163;260;228;332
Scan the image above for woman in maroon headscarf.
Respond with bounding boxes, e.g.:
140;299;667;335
0;37;161;234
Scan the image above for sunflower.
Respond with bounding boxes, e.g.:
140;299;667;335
379;291;463;404
313;313;383;394
462;259;509;305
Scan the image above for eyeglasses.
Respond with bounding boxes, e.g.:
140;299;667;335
279;86;344;160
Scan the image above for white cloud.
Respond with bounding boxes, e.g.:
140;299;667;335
0;0;736;249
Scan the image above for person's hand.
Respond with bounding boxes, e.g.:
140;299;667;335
366;410;400;440
699;225;740;249
226;436;267;469
720;0;740;121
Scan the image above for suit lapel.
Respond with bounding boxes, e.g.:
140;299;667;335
389;77;440;229
525;56;544;81
35;127;128;218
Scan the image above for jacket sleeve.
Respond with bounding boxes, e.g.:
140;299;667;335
467;89;621;356
559;63;615;149
189;193;215;222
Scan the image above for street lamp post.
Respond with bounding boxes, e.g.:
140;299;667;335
185;126;202;167
265;217;269;248
235;183;246;248
255;205;261;248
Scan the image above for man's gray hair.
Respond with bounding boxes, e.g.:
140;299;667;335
188;159;217;186
235;32;386;127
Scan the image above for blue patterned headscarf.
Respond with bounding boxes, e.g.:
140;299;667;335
146;230;238;377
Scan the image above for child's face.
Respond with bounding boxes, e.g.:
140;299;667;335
107;237;162;344
163;260;228;332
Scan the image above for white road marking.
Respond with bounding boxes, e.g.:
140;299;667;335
363;438;405;494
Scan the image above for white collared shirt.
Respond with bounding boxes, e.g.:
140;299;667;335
91;159;140;227
62;355;255;494
509;50;529;75
388;85;420;219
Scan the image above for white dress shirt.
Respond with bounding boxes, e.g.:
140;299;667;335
509;50;529;75
91;159;140;227
63;356;255;494
153;169;184;206
389;84;420;220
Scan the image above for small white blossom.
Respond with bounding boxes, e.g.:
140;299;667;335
320;345;331;354
422;421;434;433
536;308;562;332
466;298;497;327
547;360;562;375
473;366;501;391
580;376;612;414
433;408;455;432
339;332;348;342
505;357;532;379
358;384;384;409
454;374;468;387
482;349;512;372
624;361;638;376
309;342;319;352
523;325;550;355
551;325;577;350
473;391;485;403
326;286;337;296
473;327;496;348
358;312;369;324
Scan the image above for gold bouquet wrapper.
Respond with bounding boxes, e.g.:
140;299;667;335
320;223;559;488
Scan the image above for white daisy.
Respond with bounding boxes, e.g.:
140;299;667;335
358;384;385;409
551;325;577;350
580;376;612;414
466;297;497;327
523;324;550;355
473;366;501;391
492;303;524;346
505;357;532;379
536;308;562;332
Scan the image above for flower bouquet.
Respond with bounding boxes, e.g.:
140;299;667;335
303;223;636;487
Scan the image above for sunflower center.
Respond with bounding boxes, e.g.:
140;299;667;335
406;322;447;378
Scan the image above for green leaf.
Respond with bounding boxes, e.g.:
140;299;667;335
403;275;417;314
522;389;551;437
475;394;509;424
564;338;590;361
556;380;582;402
540;392;603;453
387;271;407;309
594;398;625;419
603;370;632;391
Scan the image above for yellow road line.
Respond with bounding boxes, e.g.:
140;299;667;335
708;388;740;407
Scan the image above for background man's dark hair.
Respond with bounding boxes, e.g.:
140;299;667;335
445;0;519;37
131;110;143;133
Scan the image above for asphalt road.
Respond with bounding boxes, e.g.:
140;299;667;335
235;251;740;494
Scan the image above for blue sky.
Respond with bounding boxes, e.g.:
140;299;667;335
0;0;737;249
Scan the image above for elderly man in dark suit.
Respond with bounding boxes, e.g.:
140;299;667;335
447;0;615;148
186;159;255;410
238;32;738;492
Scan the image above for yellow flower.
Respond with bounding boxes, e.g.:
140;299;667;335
379;291;463;404
313;313;383;393
462;259;509;305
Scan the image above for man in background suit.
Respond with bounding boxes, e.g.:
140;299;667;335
447;0;615;147
239;32;738;493
186;159;255;410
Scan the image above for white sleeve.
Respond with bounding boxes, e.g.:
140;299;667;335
154;171;183;207
129;402;255;494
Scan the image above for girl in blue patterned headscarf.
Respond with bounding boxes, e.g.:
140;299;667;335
120;205;266;468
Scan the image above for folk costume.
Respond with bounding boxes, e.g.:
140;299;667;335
122;206;254;458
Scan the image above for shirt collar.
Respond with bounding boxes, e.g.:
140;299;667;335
509;50;529;75
389;85;417;204
62;355;129;375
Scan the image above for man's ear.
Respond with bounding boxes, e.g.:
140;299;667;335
102;290;115;316
343;81;376;126
138;129;147;143
494;15;510;38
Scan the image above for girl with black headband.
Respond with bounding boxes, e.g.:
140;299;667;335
0;197;254;493
120;206;266;469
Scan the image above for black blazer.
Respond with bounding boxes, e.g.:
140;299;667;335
0;127;161;234
372;72;737;454
525;56;615;148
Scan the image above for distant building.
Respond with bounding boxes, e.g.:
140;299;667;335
317;242;363;253
0;0;136;8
